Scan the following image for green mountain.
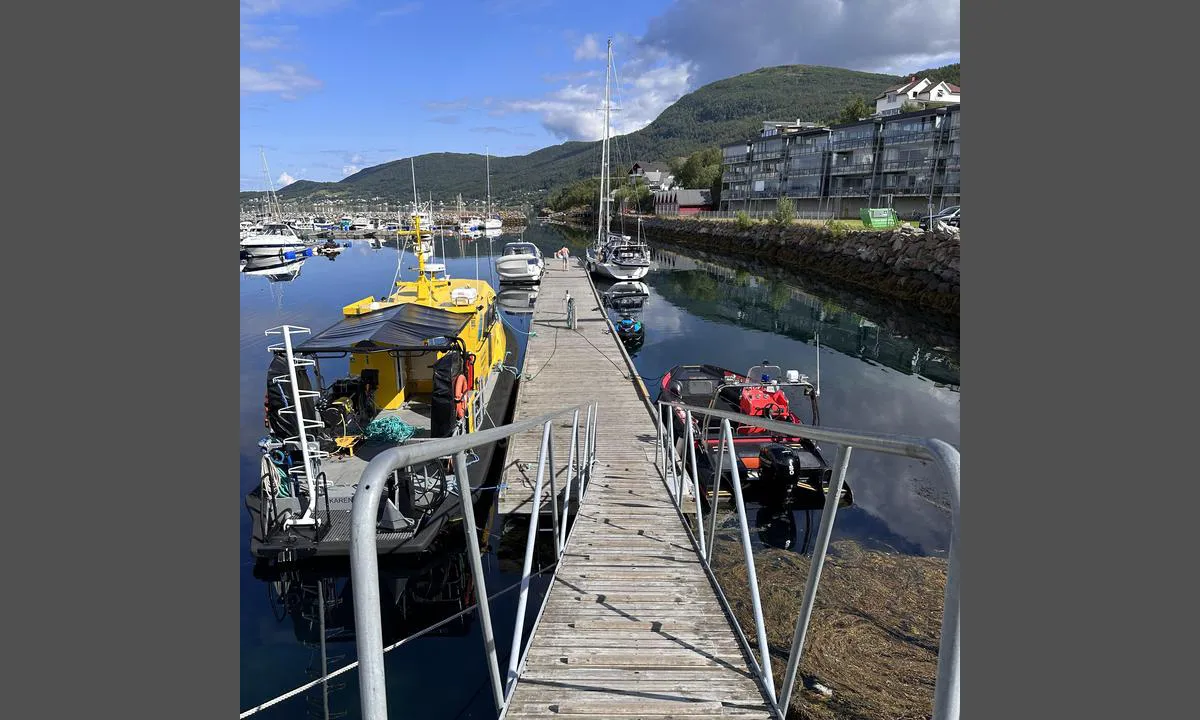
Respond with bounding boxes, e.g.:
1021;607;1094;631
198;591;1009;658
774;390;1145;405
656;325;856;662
241;64;932;206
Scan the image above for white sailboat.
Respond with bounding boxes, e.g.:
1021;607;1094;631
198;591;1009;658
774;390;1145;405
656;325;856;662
584;38;650;281
482;148;503;230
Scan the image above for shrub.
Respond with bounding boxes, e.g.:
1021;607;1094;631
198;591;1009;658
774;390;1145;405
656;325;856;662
771;197;795;226
734;210;754;230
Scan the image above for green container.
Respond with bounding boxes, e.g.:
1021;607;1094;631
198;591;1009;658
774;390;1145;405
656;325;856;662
859;208;898;228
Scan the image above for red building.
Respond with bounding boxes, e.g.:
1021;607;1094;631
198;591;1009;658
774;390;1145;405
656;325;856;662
654;189;713;216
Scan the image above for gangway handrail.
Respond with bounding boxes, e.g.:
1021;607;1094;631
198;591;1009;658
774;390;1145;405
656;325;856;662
654;400;959;720
350;401;598;720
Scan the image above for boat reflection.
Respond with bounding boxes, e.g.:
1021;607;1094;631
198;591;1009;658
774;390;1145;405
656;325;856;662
755;506;817;555
242;255;306;282
497;286;539;314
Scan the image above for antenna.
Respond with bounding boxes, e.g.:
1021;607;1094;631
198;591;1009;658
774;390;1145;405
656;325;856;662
411;158;418;209
814;331;821;397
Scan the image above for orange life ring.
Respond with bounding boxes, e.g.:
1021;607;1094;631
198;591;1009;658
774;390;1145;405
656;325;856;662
454;374;469;418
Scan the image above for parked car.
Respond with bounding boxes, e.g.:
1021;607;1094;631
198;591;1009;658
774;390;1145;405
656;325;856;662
919;206;960;230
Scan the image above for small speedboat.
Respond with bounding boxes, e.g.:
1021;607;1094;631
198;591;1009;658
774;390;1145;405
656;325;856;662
495;241;544;284
656;361;852;510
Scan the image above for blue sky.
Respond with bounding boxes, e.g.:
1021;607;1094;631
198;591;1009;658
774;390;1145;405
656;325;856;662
240;0;960;191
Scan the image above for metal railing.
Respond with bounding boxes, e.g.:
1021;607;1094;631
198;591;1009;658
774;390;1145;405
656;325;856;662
349;401;599;720
652;400;960;720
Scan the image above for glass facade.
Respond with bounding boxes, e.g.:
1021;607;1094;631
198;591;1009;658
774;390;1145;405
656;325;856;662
716;105;959;210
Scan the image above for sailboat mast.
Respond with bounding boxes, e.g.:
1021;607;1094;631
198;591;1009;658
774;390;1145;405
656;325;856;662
598;37;613;243
486;147;492;217
260;147;283;219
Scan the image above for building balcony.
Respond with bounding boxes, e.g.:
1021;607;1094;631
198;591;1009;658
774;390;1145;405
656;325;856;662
753;150;783;161
944;156;960;170
722;154;749;165
829;185;872;197
724;191;748;200
880;158;934;172
831;137;875;151
881;130;939;146
829;162;875;176
787;165;825;176
880;185;935;196
785;187;823;198
750;189;780;199
938;184;961;194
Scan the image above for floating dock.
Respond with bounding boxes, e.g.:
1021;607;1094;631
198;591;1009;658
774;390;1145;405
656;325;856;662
498;260;773;718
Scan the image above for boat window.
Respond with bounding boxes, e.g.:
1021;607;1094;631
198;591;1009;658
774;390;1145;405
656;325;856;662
687;380;714;396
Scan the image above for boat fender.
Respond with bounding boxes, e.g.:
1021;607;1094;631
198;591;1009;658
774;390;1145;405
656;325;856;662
454;374;470;418
465;353;477;389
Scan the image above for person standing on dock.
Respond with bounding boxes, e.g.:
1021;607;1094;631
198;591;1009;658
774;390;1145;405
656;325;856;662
554;247;570;269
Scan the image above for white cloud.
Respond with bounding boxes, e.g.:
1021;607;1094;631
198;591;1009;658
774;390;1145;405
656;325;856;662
240;23;299;51
495;36;692;141
240;0;350;17
241;64;322;98
278;171;296;186
573;34;605;61
342;165;361;176
641;0;959;86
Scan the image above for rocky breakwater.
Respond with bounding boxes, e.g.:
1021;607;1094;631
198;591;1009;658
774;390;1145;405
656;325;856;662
637;217;960;315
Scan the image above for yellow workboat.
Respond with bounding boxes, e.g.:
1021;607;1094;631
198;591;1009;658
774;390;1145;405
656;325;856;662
248;217;517;561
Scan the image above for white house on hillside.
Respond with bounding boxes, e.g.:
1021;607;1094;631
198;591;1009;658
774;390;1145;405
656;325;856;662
875;77;961;116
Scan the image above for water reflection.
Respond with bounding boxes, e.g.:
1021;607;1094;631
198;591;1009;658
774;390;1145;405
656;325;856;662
243;256;307;282
648;248;958;388
250;538;480;720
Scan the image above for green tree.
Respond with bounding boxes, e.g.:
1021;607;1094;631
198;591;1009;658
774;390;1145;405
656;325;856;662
837;96;872;124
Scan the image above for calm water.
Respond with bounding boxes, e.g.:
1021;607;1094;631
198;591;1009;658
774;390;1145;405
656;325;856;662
239;223;959;718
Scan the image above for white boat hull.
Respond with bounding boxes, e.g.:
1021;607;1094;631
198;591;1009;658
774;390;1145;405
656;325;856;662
496;255;544;283
240;241;312;258
591;261;649;281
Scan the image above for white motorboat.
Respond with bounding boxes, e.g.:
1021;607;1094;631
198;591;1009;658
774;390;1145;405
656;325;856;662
495;241;544;284
240;220;313;258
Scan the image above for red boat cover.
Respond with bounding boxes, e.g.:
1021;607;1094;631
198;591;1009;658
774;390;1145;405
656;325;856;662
739;387;791;419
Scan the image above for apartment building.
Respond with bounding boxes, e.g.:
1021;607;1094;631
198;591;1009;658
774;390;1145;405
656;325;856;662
718;104;960;219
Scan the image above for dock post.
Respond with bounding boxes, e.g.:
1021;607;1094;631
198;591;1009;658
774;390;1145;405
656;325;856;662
722;419;777;703
547;423;561;558
706;419;726;564
453;450;505;712
685;409;705;558
560;409;580;552
505;421;553;695
779;445;853;716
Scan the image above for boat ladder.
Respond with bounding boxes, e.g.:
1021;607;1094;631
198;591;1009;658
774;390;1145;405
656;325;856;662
266;324;329;529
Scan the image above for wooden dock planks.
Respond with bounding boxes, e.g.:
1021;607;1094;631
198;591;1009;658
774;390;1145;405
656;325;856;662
500;261;773;719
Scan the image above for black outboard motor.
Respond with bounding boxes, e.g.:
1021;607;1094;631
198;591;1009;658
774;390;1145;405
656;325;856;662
757;443;830;506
